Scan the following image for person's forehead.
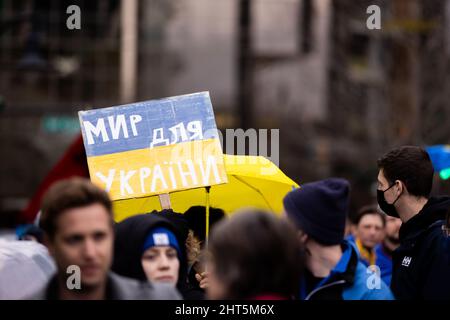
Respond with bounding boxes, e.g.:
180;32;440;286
144;246;175;253
359;213;384;225
56;203;111;233
377;169;387;181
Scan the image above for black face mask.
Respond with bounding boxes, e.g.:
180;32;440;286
377;184;401;218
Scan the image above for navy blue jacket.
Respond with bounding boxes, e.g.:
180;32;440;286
300;241;394;300
391;196;450;300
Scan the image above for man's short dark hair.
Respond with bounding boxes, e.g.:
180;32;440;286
40;178;113;239
355;205;386;227
377;146;434;198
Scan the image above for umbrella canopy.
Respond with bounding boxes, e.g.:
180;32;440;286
426;145;450;180
113;154;299;221
426;145;450;172
0;240;56;299
21;135;89;224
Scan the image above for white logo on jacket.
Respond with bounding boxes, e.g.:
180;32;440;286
402;256;412;267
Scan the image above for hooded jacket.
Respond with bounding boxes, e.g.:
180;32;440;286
391;196;450;300
300;240;394;300
111;213;190;296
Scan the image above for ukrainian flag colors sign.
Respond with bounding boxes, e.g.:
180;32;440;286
78;92;228;200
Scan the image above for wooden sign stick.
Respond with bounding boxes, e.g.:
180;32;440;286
158;193;172;210
204;186;211;273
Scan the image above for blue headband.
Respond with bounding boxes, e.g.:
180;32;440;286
142;227;181;257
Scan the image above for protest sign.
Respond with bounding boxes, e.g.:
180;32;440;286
79;92;227;200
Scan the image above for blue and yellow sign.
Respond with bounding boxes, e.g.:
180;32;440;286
79;92;228;200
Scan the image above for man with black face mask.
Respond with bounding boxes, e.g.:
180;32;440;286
377;146;450;299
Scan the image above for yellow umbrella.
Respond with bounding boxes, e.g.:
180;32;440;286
113;154;299;222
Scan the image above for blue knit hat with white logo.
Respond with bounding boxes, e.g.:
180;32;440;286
142;227;181;257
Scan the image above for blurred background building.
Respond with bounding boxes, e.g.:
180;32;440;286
1;0;449;224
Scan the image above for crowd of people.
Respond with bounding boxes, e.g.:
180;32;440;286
1;145;450;300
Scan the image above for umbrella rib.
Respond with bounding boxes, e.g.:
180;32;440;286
232;175;274;211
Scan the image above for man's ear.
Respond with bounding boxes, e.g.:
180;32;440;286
395;180;404;195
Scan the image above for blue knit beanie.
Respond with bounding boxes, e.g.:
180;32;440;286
283;178;350;245
142;227;181;257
